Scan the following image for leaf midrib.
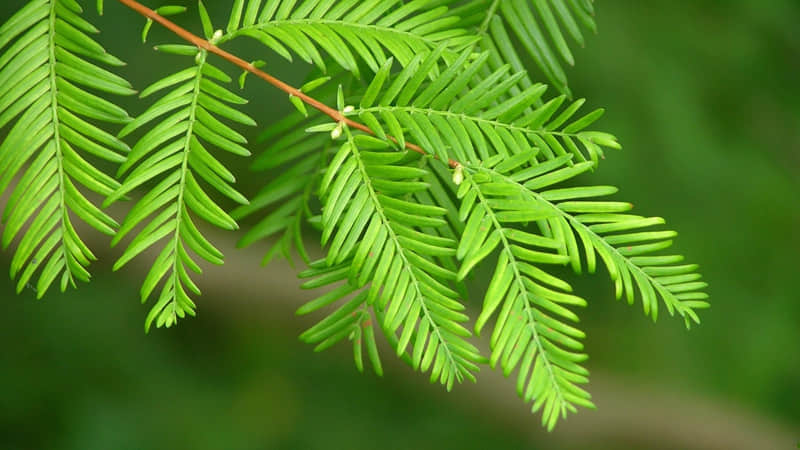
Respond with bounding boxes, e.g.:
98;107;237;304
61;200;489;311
160;51;207;326
358;105;581;139
47;0;69;293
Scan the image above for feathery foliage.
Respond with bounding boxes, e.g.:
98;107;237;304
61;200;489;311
311;125;484;389
231;76;342;265
444;0;597;95
456;162;594;428
0;0;709;429
453;153;709;426
0;0;133;297
217;0;477;76
352;49;616;167
107;47;254;331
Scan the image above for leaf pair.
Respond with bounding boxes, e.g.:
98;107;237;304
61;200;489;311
449;153;707;428
298;130;484;389
462;154;709;331
355;50;619;169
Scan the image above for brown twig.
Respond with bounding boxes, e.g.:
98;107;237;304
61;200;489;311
116;0;459;168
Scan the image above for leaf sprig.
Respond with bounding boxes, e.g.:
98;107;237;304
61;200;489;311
107;47;254;331
0;0;133;296
445;0;598;95
302;126;484;389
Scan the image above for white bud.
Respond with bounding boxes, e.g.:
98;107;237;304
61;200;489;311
330;123;343;140
342;105;355;114
210;29;223;44
452;164;464;185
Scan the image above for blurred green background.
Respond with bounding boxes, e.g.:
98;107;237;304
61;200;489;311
1;1;798;448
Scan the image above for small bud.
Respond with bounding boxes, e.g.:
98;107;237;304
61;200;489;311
342;105;355;114
210;29;223;44
331;123;343;140
452;164;464;185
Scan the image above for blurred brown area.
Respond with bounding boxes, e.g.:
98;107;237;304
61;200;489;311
1;0;798;448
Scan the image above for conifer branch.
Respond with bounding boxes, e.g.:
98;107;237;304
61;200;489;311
0;0;708;430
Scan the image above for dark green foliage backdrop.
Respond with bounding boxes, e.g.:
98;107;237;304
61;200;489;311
1;0;798;448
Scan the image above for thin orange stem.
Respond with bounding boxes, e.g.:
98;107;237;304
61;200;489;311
116;0;459;169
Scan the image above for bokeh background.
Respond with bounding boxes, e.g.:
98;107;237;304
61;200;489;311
1;1;798;449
